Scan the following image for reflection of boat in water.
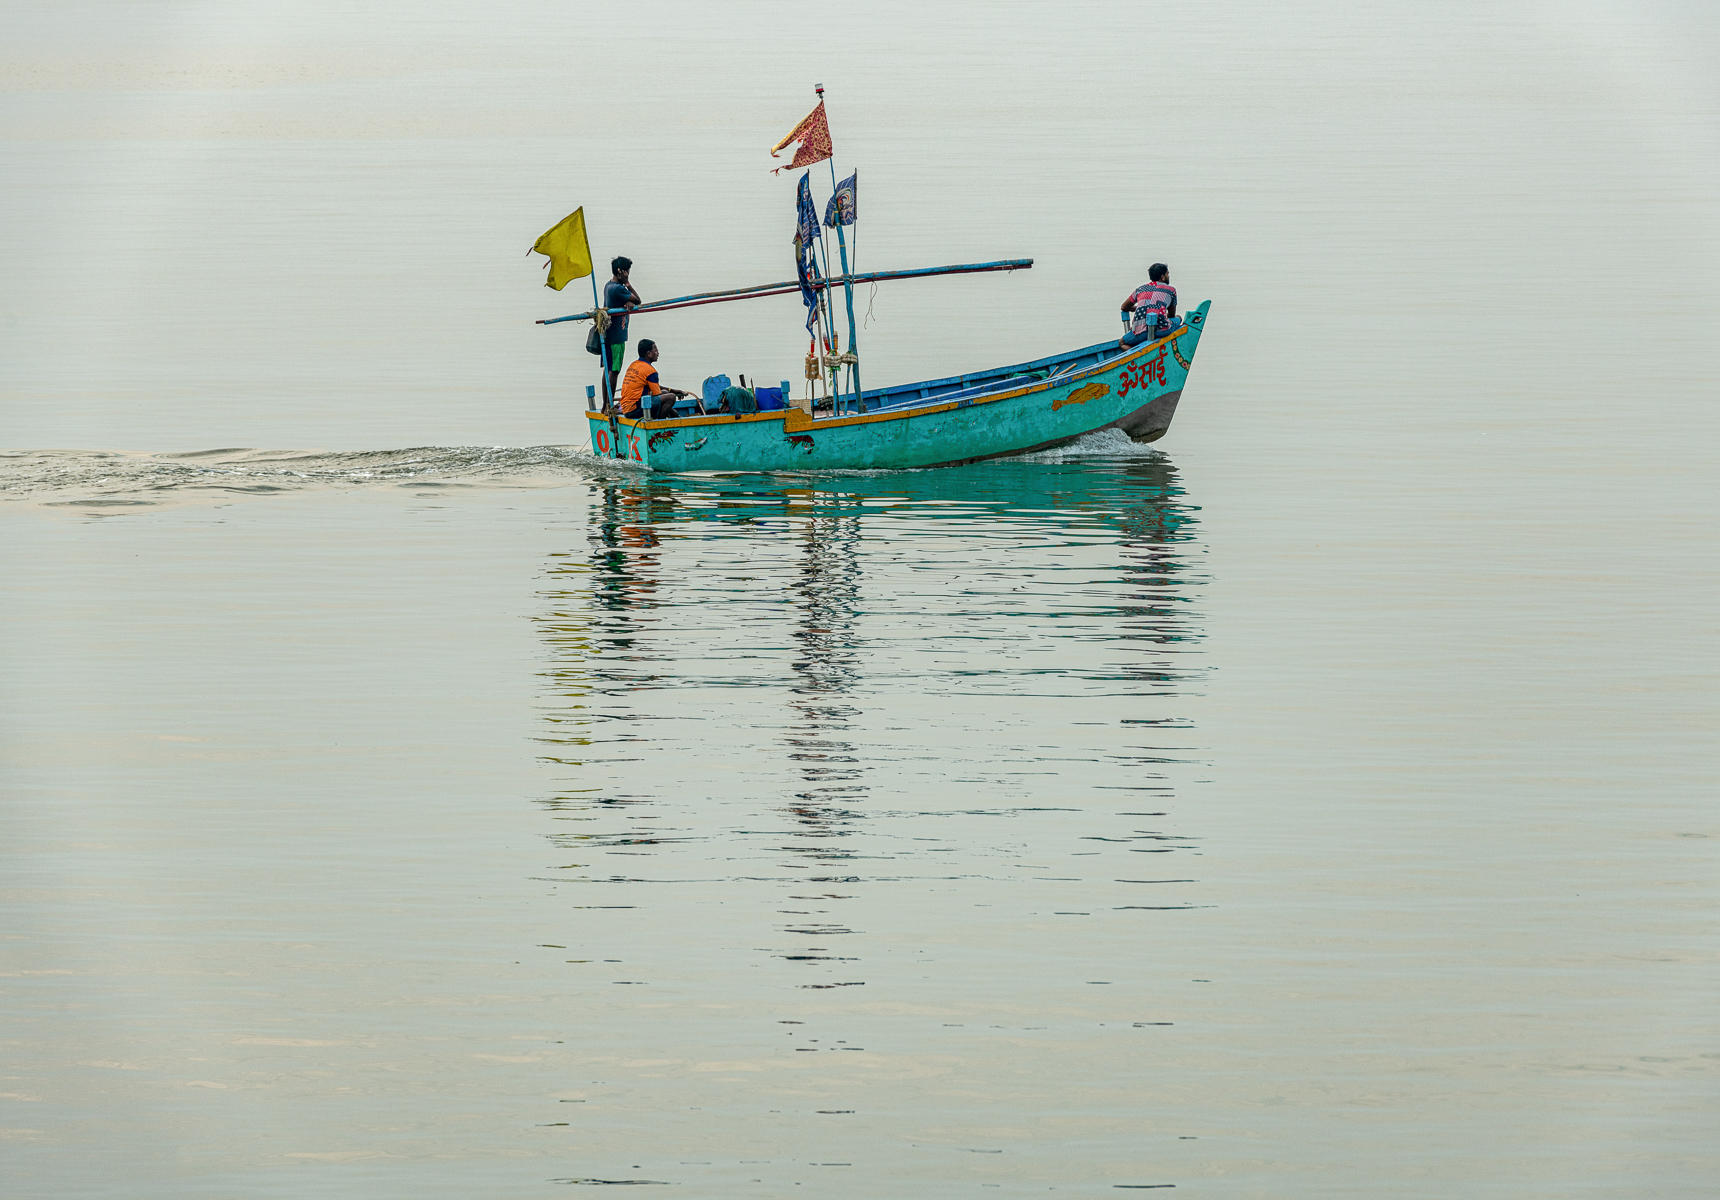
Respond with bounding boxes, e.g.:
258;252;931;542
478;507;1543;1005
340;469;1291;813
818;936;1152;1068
626;449;1201;549
532;451;1203;778
528;453;1205;977
781;493;866;830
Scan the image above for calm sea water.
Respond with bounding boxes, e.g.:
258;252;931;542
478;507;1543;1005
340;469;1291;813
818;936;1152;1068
3;2;1716;1197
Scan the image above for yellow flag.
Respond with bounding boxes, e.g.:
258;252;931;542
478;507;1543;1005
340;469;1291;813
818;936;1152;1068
532;207;593;291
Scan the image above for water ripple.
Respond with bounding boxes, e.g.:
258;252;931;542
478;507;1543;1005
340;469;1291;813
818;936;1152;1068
531;451;1209;1021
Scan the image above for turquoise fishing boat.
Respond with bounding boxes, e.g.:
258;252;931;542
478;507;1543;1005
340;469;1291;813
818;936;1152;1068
534;88;1212;473
571;300;1211;472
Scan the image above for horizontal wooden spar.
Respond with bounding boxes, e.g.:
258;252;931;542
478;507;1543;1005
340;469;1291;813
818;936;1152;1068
537;258;1033;325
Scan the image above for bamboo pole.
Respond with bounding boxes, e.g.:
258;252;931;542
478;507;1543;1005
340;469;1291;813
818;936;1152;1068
817;85;861;412
537;259;1032;326
812;220;841;410
589;271;623;459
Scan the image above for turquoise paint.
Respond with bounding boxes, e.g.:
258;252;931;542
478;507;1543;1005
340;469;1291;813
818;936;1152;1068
587;301;1211;473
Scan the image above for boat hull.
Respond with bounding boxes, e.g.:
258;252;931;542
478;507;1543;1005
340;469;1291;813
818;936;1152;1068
586;301;1210;472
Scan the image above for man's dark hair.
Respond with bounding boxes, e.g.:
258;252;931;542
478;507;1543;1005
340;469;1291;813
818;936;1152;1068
612;256;632;275
1149;263;1169;283
637;339;656;356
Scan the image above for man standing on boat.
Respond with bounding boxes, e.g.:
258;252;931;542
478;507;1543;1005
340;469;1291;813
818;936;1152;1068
1120;264;1181;346
618;340;694;421
602;256;641;405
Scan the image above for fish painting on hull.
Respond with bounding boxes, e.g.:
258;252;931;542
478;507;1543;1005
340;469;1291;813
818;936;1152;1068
1053;381;1110;411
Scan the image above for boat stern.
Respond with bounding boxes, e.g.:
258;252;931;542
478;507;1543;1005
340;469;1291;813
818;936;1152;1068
586;411;657;466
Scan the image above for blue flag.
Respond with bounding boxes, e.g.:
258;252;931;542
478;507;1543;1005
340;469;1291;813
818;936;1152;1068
823;171;857;227
795;172;820;250
794;173;822;333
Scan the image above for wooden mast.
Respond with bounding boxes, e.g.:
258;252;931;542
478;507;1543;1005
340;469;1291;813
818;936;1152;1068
816;84;862;411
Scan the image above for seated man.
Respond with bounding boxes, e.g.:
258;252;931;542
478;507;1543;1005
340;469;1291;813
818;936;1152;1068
1120;263;1182;347
617;339;693;421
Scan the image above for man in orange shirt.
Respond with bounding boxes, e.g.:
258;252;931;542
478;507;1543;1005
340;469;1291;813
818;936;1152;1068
616;340;693;420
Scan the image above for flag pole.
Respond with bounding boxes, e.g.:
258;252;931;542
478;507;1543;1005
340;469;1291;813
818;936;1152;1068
811;214;841;409
589;268;622;459
817;85;863;412
811;175;841;411
815;240;838;410
799;169;838;413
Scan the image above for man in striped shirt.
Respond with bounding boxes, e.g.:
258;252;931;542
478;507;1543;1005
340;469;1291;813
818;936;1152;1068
1120;263;1181;347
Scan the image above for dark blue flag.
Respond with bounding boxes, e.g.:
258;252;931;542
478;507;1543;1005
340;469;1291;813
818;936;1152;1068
795;172;820;249
794;173;822;333
823;171;856;227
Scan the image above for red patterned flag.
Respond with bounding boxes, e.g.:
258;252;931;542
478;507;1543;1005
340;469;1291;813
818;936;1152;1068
770;101;832;174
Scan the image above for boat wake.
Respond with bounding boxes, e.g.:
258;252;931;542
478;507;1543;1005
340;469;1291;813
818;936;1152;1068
2;430;1163;511
1012;426;1165;464
0;445;609;509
